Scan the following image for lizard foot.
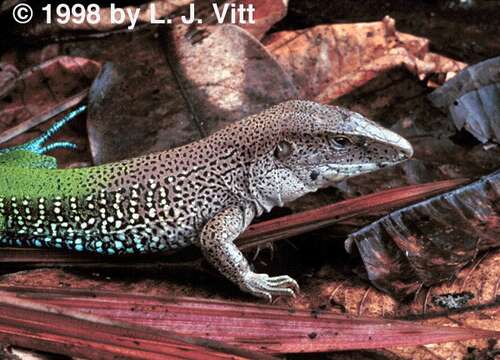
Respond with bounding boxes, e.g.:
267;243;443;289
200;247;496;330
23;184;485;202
241;272;299;302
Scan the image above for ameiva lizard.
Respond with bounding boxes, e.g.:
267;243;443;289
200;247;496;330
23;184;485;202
0;100;413;301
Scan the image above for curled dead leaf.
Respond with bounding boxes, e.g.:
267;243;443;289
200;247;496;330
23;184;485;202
347;170;500;298
429;56;500;143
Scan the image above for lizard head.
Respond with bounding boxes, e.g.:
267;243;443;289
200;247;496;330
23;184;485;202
243;100;413;209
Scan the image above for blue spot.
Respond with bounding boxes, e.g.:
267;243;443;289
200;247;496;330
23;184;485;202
75;244;84;251
115;241;123;249
135;244;145;252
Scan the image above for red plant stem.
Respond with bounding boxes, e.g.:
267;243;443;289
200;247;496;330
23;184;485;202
0;290;273;360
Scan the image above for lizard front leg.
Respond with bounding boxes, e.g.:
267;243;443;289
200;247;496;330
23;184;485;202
199;206;299;301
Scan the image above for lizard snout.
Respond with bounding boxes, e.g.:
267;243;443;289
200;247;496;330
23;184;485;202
395;137;414;160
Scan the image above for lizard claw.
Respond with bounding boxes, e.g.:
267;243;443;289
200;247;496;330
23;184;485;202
251;242;275;261
241;272;300;302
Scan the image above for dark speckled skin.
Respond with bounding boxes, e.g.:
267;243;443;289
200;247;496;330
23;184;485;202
0;100;413;300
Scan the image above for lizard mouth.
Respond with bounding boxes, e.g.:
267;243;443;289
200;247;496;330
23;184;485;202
320;163;380;182
321;156;410;182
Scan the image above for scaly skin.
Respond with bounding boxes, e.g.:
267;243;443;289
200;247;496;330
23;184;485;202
0;100;413;301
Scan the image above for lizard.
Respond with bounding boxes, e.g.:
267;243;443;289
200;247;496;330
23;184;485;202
0;100;413;301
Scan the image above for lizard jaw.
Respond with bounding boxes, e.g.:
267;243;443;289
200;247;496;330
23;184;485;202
322;163;381;182
321;152;411;182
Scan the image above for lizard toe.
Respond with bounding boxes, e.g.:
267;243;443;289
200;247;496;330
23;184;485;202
242;272;299;300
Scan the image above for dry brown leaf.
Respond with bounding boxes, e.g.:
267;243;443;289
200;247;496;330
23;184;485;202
0;63;19;97
264;16;466;102
0;56;99;135
0;56;99;167
309;252;499;359
237;0;288;40
88;24;296;163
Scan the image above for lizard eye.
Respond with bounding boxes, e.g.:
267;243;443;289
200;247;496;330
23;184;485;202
274;140;293;160
330;135;352;149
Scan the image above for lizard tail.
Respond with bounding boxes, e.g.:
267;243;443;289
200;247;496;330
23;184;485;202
0;105;86;155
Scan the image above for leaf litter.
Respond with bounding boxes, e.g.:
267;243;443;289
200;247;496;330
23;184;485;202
0;1;498;358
